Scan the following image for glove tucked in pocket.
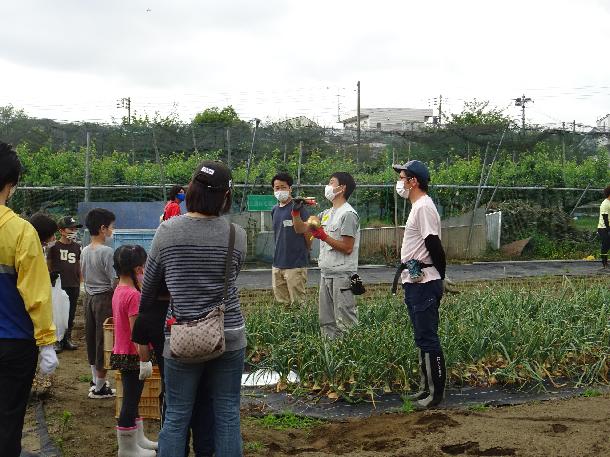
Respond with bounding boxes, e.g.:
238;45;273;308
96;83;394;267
340;274;366;295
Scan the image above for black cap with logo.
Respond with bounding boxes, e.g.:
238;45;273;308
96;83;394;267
57;216;82;229
192;161;233;190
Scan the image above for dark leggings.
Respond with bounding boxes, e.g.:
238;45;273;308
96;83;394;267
118;370;144;428
599;228;610;266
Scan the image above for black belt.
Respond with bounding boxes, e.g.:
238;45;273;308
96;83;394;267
391;261;433;295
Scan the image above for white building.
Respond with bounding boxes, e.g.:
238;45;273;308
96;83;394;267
597;114;610;131
341;108;435;132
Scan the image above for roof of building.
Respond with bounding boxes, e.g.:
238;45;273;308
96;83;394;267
341;108;434;124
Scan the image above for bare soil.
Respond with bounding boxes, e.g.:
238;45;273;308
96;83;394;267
23;313;610;457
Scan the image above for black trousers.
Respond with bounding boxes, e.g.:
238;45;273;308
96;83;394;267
62;286;80;336
118;370;144;428
599;228;610;266
0;339;38;457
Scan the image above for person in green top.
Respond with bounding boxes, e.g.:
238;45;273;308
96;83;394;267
598;185;610;270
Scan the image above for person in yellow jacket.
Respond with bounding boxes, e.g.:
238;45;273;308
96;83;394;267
0;142;59;457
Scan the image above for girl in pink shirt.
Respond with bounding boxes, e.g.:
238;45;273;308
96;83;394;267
110;245;157;456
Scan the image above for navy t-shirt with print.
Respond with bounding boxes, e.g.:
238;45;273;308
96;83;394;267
271;201;310;269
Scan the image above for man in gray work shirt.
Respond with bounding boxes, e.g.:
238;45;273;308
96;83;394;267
293;172;360;339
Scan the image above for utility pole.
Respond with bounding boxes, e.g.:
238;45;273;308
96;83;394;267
572;120;576;133
513;94;532;132
336;90;341;122
356;80;361;163
438;94;443;126
117;97;131;124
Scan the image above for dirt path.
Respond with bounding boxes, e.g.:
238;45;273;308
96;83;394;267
243;397;610;456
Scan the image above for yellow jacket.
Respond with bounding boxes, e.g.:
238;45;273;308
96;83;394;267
0;205;56;346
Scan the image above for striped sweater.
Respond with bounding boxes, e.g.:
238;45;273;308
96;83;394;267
132;214;247;353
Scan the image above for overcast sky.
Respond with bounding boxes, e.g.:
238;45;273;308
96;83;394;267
1;0;609;129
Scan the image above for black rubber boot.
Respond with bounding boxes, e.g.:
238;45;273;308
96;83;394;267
407;349;429;401
417;351;446;408
62;328;78;350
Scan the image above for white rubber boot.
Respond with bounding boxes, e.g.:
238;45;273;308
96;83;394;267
117;426;144;457
135;418;158;451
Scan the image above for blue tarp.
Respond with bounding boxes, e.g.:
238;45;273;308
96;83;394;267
77;201;185;229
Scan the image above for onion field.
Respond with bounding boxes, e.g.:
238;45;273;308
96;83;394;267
245;278;610;398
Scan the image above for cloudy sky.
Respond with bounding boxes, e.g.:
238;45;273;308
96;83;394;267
1;0;609;128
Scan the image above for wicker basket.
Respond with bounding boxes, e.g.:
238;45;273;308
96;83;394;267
114;366;161;420
103;317;114;370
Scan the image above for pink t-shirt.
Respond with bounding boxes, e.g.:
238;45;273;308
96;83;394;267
112;285;141;355
400;194;442;284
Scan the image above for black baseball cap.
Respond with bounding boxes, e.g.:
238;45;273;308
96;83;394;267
192;161;232;190
392;160;430;184
57;216;82;229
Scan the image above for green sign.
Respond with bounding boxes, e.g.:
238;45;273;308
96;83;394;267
247;194;276;212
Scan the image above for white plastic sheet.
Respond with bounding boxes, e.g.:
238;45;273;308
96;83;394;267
241;369;300;387
51;277;70;341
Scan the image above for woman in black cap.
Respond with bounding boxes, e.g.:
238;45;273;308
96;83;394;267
133;161;247;457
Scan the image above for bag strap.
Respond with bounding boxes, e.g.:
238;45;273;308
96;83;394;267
222;223;236;301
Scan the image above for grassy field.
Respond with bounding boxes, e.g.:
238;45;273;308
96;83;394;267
245;277;610;399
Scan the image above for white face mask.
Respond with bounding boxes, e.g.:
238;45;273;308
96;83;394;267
66;231;79;241
274;190;290;203
324;185;341;202
396;180;409;199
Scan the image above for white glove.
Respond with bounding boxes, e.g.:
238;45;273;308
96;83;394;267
139;361;153;381
39;345;59;375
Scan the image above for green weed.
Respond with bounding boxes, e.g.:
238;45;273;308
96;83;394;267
582;388;602;398
400;398;415;414
77;374;92;383
249;412;323;430
244;441;265;453
467;403;489;412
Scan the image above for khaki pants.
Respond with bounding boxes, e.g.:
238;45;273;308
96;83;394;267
319;275;358;339
272;267;307;304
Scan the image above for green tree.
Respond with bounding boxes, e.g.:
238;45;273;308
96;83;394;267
446;100;513;127
193;106;241;126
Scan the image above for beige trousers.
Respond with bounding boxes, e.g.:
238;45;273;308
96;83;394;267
272;267;308;304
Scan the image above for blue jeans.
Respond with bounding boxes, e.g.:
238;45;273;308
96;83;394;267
159;348;245;457
403;280;443;352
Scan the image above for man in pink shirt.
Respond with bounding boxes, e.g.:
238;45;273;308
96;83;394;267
393;160;446;408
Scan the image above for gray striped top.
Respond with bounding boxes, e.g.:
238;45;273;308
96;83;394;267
137;214;247;353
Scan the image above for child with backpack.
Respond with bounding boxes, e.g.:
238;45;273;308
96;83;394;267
110;245;157;456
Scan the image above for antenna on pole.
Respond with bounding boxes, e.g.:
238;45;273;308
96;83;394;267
117;97;131;124
513;94;532;132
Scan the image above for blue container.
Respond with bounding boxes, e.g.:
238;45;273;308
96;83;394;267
82;229;157;253
112;229;157;253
